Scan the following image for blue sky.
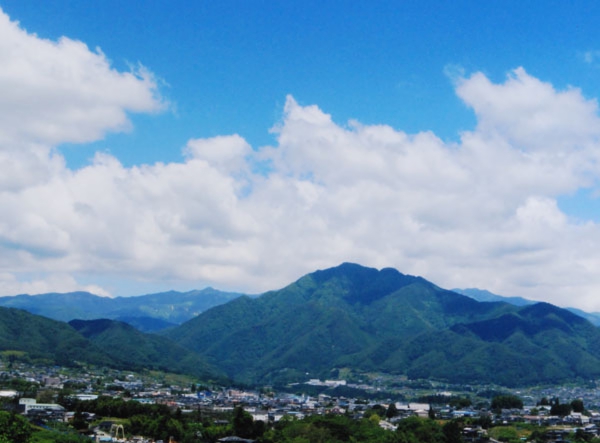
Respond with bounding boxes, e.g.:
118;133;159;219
2;1;600;310
7;0;599;165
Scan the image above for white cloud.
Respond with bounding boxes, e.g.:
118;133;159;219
456;68;600;155
3;7;600;312
0;272;111;297
0;9;164;147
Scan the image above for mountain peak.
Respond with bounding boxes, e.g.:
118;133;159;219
308;263;423;304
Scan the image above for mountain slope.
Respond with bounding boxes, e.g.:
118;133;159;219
454;288;600;326
0;307;115;367
0;307;225;382
69;319;225;381
164;263;516;385
403;302;600;386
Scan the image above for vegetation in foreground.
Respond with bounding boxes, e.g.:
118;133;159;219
1;393;599;443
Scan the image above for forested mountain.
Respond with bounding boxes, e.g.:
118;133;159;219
69;319;225;381
0;307;115;367
0;288;243;331
454;288;600;326
2;263;600;388
164;263;600;387
398;302;600;385
0;306;224;381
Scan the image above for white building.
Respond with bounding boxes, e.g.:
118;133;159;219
19;398;65;414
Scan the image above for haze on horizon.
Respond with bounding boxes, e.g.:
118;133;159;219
1;1;600;311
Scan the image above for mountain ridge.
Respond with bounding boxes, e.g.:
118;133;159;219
69;318;226;381
0;288;244;332
1;263;599;388
164;263;524;385
162;263;600;386
0;305;225;381
453;287;600;326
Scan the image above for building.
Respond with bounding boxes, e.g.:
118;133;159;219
19;398;65;415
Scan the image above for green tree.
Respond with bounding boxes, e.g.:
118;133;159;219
474;414;492;429
491;395;523;411
233;406;254;438
369;413;381;425
70;411;88;431
575;428;591;443
550;402;572;417
0;411;31;443
386;403;399;419
529;428;548;443
443;420;463;443
571;399;585;413
428;405;436;419
448;397;472;409
396;416;445;443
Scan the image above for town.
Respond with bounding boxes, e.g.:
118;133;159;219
4;359;600;443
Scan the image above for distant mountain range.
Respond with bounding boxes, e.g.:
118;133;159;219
0;288;244;332
453;288;600;326
2;263;600;388
452;288;533;306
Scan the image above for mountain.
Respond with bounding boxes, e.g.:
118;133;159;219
0;307;115;367
69;319;225;381
0;288;244;332
5;263;600;388
164;263;600;387
164;263;515;385
0;306;224;381
403;302;600;386
567;307;600;327
454;288;600;326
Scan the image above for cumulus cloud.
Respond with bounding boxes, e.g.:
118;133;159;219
456;68;600;155
0;10;165;147
2;5;600;311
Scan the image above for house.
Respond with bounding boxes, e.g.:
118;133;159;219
463;426;488;443
583;424;598;437
395;403;431;418
567;412;590;425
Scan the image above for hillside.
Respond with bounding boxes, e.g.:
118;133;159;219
454;288;600;326
395;302;600;386
0;288;243;332
0;307;224;382
69;319;226;382
0;307;115;367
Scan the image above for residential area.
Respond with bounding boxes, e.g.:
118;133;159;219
3;361;600;443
